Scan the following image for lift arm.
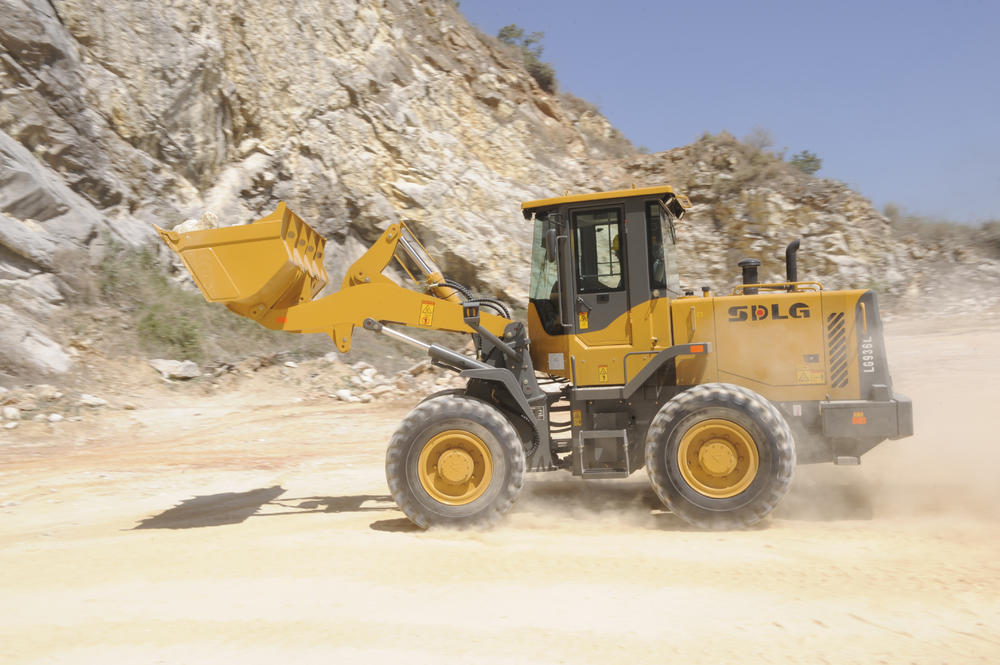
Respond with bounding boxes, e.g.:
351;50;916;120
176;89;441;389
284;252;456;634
155;203;511;352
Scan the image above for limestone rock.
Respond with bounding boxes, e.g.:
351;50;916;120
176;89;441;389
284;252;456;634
334;389;359;403
36;384;63;401
148;359;202;380
78;393;108;407
0;304;72;374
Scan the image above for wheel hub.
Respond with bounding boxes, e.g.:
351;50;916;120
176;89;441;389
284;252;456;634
698;440;739;476
437;449;475;484
677;418;760;499
417;429;493;506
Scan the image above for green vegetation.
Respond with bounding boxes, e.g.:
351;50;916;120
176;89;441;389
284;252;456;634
789;150;822;175
136;304;202;360
98;244;216;360
690;131;830;192
497;24;556;93
94;240;329;362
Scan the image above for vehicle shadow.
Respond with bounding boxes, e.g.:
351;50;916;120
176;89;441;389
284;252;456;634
133;488;399;529
369;518;422;533
134;485;287;529
265;494;397;515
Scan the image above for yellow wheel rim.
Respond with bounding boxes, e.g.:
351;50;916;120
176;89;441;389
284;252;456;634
676;418;759;499
417;429;493;506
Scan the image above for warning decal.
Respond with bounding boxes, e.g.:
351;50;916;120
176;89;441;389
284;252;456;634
419;300;435;326
578;311;589;330
796;368;826;384
598;365;609;383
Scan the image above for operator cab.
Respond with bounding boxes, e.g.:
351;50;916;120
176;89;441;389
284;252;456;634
522;186;691;385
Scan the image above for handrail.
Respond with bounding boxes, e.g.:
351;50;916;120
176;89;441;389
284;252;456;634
731;281;822;295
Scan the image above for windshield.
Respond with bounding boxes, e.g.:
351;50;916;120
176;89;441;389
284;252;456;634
646;201;681;296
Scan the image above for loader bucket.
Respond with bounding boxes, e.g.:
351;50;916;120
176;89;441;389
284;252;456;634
155;203;329;320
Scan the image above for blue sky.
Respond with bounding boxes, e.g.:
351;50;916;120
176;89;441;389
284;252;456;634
457;0;1000;224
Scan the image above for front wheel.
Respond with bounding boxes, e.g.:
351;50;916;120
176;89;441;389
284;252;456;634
386;395;525;528
645;383;795;529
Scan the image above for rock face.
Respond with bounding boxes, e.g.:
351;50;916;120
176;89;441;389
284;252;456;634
0;0;996;375
624;135;908;294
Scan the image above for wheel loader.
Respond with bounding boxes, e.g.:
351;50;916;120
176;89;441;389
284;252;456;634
156;185;912;529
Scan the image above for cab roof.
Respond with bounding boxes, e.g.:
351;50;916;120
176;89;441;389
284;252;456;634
520;185;676;211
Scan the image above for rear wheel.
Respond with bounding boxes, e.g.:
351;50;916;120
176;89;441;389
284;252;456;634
386;395;525;528
645;383;795;529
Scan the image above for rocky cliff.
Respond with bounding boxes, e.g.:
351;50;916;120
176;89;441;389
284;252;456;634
1;0;996;377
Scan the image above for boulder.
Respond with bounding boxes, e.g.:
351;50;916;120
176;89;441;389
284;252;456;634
334;388;360;403
0;304;72;374
148;359;202;380
78;393;108;407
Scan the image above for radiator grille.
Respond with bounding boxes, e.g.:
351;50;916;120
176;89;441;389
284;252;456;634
827;312;848;388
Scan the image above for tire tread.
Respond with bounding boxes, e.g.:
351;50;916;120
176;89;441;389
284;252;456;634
645;383;795;529
386;394;525;529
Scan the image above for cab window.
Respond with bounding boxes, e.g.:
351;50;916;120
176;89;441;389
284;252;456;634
645;201;682;295
573;208;624;293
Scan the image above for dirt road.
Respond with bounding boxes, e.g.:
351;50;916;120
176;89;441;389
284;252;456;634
1;318;999;664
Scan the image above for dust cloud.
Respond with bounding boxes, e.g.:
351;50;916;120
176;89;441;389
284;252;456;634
845;319;1000;523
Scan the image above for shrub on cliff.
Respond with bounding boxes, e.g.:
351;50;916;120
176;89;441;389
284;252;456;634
497;24;557;93
790;150;822;175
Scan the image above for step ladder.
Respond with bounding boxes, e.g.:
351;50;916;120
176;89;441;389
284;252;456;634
578;429;630;478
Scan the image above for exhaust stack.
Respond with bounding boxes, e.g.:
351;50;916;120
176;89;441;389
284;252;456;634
785;238;801;286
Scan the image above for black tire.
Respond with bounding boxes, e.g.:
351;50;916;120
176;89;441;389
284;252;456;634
386;394;525;528
645;383;795;529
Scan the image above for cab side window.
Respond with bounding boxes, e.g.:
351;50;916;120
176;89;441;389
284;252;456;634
573;208;624;293
646;201;666;290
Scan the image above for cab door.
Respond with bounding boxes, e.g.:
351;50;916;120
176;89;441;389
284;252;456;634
570;206;631;347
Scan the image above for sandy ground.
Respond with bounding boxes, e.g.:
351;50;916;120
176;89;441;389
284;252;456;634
1;317;999;664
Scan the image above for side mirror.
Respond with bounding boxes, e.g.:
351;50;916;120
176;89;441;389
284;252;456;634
544;228;557;263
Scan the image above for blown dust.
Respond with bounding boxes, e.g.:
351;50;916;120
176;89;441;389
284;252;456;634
1;314;998;664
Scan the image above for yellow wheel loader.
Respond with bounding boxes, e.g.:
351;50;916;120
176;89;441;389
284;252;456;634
156;186;912;529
